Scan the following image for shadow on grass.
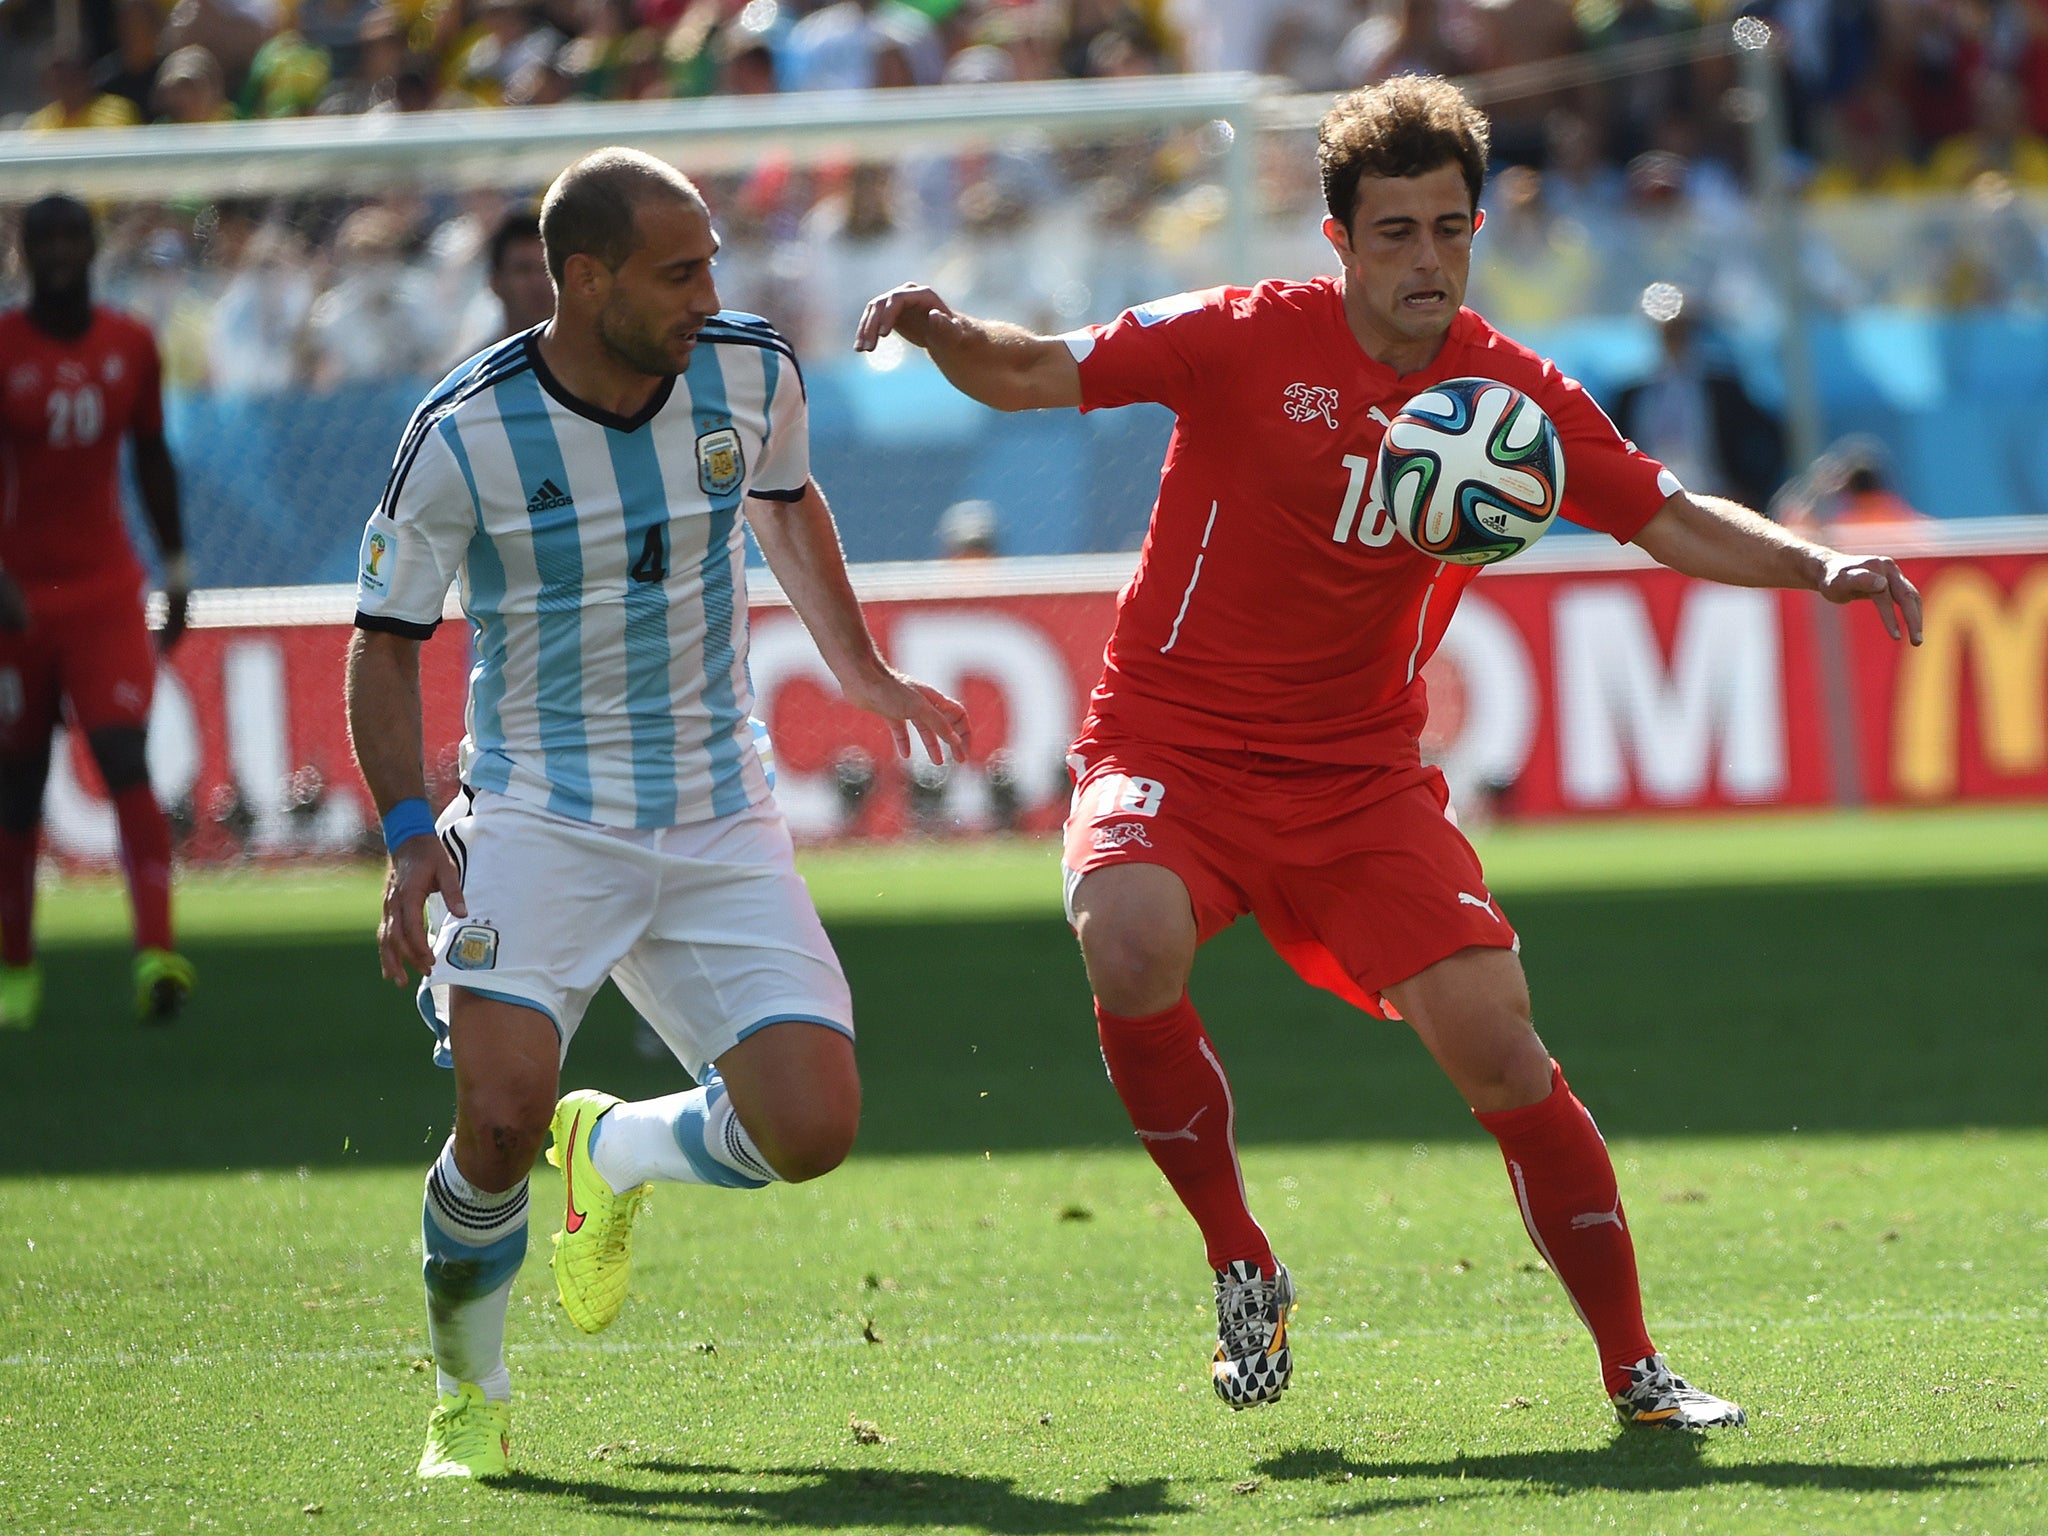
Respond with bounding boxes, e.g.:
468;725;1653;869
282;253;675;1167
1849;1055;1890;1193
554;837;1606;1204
4;877;2044;1172
1257;1441;2033;1506
493;1462;1175;1531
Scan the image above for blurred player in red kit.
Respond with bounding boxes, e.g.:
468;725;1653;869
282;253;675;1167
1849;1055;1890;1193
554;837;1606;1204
860;77;1923;1429
0;195;196;1027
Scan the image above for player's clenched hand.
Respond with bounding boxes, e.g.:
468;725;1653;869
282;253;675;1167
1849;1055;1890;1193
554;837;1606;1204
378;832;467;986
839;665;970;763
855;284;957;353
1820;553;1924;644
0;572;28;633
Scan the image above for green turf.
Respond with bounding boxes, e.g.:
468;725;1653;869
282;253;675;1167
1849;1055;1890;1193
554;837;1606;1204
23;803;2048;943
2;819;2045;1532
3;1136;2042;1534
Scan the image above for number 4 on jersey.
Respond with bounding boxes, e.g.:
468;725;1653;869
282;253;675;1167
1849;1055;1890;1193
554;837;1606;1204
630;525;669;584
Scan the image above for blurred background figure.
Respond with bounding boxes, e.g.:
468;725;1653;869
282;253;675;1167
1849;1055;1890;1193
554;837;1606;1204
442;211;552;366
1778;436;1933;534
1468;165;1596;330
1613;283;1786;512
783;0;941;91
305;206;443;388
1816;438;1933;531
453;0;566;106
96;0;168;122
937;498;1000;559
153;46;233;124
241;24;333;117
28;48;142;129
799;162;922;356
207;224;315;394
1927;72;2048;189
317;6;410;115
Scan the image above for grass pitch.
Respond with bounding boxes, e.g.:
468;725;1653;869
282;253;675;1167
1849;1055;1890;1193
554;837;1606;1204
2;808;2045;1533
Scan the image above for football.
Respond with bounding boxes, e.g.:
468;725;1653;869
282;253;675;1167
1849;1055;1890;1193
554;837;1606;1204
1379;377;1566;565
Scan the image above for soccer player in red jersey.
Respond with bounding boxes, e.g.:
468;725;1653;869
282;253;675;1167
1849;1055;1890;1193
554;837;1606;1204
859;77;1924;1429
0;195;196;1027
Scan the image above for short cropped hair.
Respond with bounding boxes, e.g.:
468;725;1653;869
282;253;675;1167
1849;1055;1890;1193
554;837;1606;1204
488;211;542;275
1318;75;1491;229
21;194;94;248
539;148;703;284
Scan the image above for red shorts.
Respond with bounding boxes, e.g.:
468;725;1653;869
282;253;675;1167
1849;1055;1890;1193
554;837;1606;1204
0;594;156;756
1062;737;1517;1017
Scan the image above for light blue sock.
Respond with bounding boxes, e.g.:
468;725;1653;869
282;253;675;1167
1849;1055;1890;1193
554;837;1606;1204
589;1080;778;1191
422;1139;527;1401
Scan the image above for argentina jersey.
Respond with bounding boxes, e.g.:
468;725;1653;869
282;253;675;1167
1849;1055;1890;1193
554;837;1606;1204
353;314;808;829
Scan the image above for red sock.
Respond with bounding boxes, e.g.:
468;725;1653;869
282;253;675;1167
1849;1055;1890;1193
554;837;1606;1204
0;826;37;967
1096;994;1273;1273
111;783;173;952
1475;1061;1656;1396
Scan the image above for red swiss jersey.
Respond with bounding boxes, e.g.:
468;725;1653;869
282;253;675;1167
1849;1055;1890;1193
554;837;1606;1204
0;306;159;598
1072;278;1677;764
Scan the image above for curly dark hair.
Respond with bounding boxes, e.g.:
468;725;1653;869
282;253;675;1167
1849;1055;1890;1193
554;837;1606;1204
1318;75;1491;229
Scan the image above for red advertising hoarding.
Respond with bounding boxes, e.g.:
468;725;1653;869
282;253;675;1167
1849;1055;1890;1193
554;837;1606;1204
39;526;2048;862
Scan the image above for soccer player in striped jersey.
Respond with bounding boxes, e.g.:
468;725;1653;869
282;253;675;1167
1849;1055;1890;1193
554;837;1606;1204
346;148;968;1480
859;77;1922;1431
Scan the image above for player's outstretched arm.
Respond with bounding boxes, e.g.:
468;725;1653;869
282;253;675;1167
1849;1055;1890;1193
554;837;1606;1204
344;629;467;984
132;430;189;650
1633;491;1924;645
855;284;1081;412
749;480;970;764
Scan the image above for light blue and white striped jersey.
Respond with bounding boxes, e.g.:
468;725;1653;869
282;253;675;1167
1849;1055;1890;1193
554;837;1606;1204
354;317;806;829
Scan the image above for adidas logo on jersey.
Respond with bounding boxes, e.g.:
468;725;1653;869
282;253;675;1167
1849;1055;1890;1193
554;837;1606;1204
527;478;573;513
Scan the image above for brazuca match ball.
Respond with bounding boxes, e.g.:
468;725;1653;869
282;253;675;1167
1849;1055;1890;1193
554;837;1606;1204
1379;377;1565;566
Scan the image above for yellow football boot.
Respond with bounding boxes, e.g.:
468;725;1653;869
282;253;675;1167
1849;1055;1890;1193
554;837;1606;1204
0;962;42;1029
546;1089;647;1334
134;948;196;1024
418;1382;510;1479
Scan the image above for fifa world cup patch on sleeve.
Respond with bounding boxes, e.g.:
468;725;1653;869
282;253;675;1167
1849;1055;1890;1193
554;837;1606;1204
446;923;499;971
359;526;393;595
697;427;745;497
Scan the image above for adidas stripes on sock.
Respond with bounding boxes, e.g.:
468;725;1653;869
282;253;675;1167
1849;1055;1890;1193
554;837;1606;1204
421;1138;527;1403
589;1077;780;1191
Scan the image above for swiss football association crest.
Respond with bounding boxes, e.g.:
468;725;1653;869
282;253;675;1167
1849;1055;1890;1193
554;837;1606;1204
1283;383;1340;429
696;426;745;497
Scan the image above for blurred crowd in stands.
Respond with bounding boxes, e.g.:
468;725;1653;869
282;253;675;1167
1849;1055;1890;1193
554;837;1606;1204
2;0;2047;403
8;0;2048;179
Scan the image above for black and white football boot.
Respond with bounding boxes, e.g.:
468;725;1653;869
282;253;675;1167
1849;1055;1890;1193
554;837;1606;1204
1209;1259;1296;1410
1612;1353;1747;1429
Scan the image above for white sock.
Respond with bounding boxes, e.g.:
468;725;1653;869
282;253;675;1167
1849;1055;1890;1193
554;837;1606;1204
590;1079;779;1190
422;1139;527;1403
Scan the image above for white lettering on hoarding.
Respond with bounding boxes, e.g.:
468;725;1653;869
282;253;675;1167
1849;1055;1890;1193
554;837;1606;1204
1431;595;1538;800
1553;584;1785;806
44;669;201;859
748;609;1076;836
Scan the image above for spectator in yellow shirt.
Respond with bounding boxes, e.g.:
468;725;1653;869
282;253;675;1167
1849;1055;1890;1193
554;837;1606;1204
26;51;144;131
1928;73;2048;189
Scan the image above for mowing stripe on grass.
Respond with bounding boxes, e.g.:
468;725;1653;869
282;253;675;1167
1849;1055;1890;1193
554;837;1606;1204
26;804;2048;943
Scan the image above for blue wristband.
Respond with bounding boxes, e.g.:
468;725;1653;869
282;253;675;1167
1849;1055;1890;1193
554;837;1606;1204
381;797;437;854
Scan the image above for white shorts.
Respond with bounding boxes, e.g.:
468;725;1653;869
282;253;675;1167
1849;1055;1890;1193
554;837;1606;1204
415;788;854;1080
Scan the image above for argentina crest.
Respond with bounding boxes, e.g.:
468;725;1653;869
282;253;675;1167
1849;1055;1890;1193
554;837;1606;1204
445;923;499;972
696;426;745;497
